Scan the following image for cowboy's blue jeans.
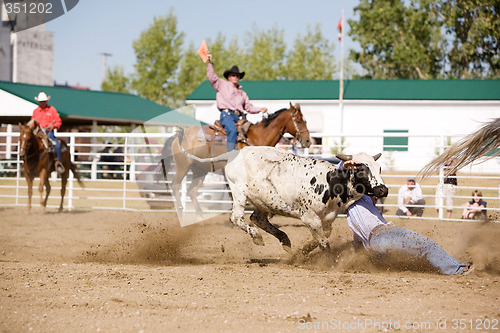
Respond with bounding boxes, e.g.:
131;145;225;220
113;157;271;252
46;130;62;162
220;111;239;152
368;225;465;275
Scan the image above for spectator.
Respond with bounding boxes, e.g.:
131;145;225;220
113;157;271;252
396;177;426;217
435;157;458;218
462;190;487;220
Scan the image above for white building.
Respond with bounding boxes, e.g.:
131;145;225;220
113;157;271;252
0;1;53;85
186;79;500;172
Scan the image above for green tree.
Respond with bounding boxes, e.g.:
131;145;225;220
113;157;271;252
131;9;184;106
176;44;208;105
244;25;287;80
436;0;500;78
128;10;346;107
176;34;246;106
286;24;337;80
101;66;130;93
349;0;444;79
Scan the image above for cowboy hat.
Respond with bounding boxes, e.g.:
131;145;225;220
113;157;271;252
35;92;50;102
223;66;245;80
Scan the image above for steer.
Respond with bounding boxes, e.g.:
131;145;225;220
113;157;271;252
182;146;388;254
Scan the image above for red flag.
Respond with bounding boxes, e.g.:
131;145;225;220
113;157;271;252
336;16;343;41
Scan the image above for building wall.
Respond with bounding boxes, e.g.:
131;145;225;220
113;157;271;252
12;26;53;85
1;1;53;85
188;99;500;173
0;23;11;81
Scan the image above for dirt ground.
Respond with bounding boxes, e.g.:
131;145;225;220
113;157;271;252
1;207;499;333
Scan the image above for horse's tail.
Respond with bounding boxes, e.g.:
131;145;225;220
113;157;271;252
420;117;500;178
157;131;180;181
70;162;85;188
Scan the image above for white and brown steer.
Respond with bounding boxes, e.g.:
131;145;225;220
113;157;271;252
184;146;388;254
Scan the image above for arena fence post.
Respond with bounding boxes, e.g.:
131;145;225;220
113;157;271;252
68;133;75;210
181;178;187;211
91;154;98;181
437;135;445;220
15;139;20;205
122;136;128;209
437;165;444;220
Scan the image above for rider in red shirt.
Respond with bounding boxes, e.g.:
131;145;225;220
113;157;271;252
31;92;64;174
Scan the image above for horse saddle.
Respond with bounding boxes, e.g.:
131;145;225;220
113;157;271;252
197;119;252;143
38;133;65;157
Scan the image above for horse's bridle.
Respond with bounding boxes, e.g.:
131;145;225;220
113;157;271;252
19;128;48;161
19;129;37;160
271;108;309;146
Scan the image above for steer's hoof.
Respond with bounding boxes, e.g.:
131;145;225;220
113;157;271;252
282;245;292;254
252;235;265;246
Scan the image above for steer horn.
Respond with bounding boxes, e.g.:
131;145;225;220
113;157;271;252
373;153;382;161
336;154;353;161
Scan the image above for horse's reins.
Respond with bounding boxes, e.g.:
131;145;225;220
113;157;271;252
270;109;308;147
20;130;48;161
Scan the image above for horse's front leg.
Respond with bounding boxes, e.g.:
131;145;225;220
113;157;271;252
26;176;33;212
171;170;186;217
39;170;50;212
187;177;205;217
188;167;208;217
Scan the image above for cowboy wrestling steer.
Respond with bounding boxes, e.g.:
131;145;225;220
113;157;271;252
219;146;388;253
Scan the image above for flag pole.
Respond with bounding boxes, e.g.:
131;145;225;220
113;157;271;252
339;9;345;143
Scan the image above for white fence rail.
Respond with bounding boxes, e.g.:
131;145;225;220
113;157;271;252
0;130;499;222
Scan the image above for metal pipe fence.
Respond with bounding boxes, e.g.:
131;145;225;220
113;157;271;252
0;130;499;222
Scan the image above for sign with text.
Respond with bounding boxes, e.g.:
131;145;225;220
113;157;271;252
2;0;79;32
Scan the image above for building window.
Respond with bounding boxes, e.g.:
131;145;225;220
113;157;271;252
384;130;408;152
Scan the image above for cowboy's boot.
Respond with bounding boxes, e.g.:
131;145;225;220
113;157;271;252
55;159;65;175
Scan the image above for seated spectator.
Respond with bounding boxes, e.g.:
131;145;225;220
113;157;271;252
396;177;426;217
462;190;487;220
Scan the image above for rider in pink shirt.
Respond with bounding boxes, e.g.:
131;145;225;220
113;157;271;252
206;52;267;151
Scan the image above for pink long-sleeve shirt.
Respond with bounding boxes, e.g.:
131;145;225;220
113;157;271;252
206;62;261;114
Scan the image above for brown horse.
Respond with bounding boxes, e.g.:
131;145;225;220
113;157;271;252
18;120;83;212
159;103;311;215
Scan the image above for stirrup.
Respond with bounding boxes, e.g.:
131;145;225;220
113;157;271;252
55;161;65;174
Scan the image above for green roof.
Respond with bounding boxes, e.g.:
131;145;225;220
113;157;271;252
0;81;200;126
187;79;500;101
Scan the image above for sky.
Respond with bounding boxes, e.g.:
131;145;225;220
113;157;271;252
45;0;361;90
